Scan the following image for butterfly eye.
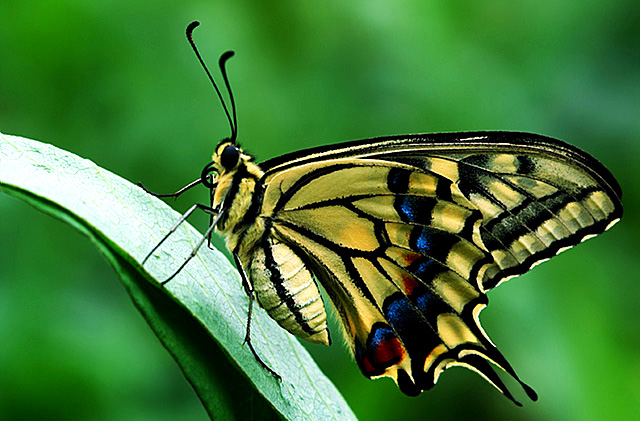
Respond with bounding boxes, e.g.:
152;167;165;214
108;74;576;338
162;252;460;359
220;144;240;170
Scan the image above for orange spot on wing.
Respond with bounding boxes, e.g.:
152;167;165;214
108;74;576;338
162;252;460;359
401;274;420;295
402;250;422;266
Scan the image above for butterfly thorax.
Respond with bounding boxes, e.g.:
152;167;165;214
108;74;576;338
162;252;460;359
211;142;266;260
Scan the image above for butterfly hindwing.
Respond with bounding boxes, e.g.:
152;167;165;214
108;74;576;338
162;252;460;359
254;132;621;401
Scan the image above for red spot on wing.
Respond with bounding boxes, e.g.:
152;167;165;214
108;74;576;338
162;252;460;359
401;274;421;295
371;336;405;366
402;250;422;267
358;333;406;378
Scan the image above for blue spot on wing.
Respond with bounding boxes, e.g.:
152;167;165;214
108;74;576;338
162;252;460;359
395;196;436;225
385;295;415;331
370;325;396;348
414;228;432;253
410;226;458;263
383;293;442;368
413;285;452;327
415;288;434;313
411;257;436;280
399;196;419;221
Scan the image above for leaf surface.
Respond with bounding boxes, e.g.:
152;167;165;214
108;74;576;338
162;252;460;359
0;132;355;421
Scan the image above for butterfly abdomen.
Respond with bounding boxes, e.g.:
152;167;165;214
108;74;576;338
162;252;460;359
250;237;330;345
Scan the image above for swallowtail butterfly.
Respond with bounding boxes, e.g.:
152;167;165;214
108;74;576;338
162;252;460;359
142;21;623;405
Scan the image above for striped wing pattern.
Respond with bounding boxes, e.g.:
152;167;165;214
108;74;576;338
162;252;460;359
256;132;622;401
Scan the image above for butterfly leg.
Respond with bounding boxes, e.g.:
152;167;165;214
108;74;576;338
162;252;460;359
142;203;218;265
160;217;220;284
233;253;282;381
143;203;224;286
207;188;216;249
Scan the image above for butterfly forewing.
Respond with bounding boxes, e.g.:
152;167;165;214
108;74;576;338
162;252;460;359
252;131;621;401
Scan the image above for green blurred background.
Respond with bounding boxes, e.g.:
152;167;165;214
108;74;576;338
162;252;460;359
1;1;638;420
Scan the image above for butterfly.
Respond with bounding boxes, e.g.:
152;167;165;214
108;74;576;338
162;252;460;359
142;21;623;406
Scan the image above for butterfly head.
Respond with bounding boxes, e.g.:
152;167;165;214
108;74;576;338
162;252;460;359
199;138;264;242
199;139;260;189
199;140;235;189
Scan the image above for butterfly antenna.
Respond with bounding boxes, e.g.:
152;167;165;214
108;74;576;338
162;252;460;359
219;51;237;142
186;21;237;143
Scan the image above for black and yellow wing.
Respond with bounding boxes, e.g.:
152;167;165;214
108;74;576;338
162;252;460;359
257;131;622;403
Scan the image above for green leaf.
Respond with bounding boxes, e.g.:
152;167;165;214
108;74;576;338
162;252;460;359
0;132;356;421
